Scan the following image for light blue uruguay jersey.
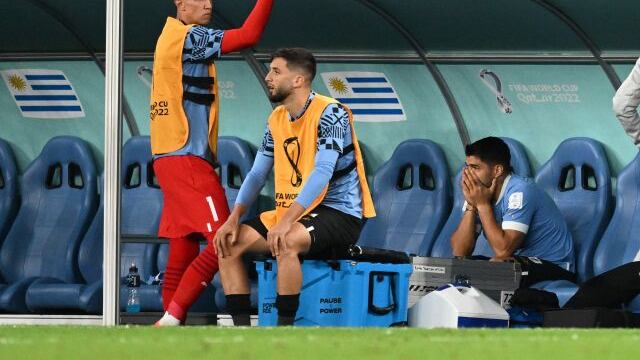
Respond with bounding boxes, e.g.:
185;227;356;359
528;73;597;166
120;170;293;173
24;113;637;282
473;174;575;270
155;26;224;163
318;104;363;218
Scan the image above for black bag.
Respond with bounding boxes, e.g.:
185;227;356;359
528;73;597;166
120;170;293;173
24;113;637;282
543;308;640;328
511;287;560;311
346;245;411;264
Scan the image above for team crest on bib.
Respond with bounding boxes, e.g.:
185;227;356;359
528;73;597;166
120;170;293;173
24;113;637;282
508;192;523;210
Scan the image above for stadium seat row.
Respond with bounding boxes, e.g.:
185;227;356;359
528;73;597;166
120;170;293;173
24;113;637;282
0;136;256;314
356;137;639;312
1;135;639;314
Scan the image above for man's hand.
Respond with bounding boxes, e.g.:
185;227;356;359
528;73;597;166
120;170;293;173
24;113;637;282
461;171;473;206
267;220;293;257
462;168;497;208
214;215;240;258
461;174;477;211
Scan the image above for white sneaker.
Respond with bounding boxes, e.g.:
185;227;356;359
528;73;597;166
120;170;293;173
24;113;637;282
154;311;181;327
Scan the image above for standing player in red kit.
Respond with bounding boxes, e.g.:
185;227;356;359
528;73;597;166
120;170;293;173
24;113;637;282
151;0;273;326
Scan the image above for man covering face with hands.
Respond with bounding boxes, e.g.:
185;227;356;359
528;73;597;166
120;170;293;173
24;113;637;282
451;137;575;286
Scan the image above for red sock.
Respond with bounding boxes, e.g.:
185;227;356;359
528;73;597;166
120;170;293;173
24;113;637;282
168;243;219;320
162;236;200;310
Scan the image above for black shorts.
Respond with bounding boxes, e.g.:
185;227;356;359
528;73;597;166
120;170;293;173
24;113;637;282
470;255;576;287
243;205;363;258
514;256;576;287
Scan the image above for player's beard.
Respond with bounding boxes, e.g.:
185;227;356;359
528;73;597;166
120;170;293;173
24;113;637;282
268;84;292;103
478;178;491;188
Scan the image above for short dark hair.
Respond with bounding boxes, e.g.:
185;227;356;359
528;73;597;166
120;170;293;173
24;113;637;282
270;48;316;82
465;137;513;173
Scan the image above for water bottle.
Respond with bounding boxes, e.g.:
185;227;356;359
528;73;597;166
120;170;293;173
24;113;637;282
126;263;141;313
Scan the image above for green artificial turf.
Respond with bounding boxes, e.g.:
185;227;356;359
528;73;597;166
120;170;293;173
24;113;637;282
0;326;638;359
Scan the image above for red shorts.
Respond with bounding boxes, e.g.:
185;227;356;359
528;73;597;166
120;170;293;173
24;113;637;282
154;155;230;242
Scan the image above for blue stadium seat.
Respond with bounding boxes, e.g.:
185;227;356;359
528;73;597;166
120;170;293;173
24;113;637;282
593;152;640;275
26;192;104;314
0;139;19;249
28;136;162;314
502;137;532;179
218;136;257;220
118;136;162;311
592;152;640;311
535;138;612;281
0;136;98;313
357;139;451;256
429;170;464;258
536;152;638;308
430;137;532;258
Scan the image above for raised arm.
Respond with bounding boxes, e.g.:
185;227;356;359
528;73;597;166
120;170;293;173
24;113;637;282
221;0;273;54
233;125;275;215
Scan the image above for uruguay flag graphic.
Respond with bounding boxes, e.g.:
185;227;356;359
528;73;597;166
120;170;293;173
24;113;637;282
1;69;85;119
321;72;406;122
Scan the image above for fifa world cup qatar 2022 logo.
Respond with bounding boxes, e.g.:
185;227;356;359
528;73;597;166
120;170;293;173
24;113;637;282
284;137;302;187
479;69;513;115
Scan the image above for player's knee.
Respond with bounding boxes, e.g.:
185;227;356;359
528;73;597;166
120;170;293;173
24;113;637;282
282;238;308;257
218;242;246;261
230;245;248;260
276;250;298;264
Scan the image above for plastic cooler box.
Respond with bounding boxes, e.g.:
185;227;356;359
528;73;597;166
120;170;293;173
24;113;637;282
256;260;412;327
408;284;509;328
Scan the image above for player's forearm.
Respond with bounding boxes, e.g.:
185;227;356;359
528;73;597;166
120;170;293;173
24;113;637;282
228;203;249;223
278;202;306;225
295;151;338;208
450;210;478;256
285;152;339;224
476;204;513;258
234;152;273;210
221;0;273;54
